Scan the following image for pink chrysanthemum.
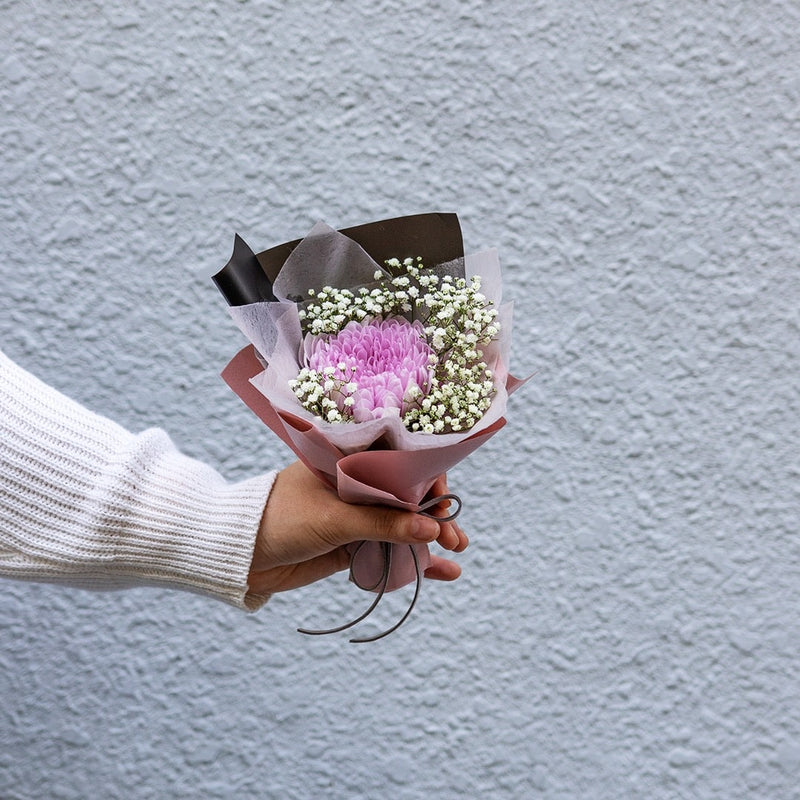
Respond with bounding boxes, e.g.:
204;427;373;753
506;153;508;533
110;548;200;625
306;318;434;422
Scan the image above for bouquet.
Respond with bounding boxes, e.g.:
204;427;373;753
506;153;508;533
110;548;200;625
214;213;525;641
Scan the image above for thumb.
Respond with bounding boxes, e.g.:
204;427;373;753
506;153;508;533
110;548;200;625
318;502;441;549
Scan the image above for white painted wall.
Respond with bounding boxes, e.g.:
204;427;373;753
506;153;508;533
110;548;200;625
2;1;799;797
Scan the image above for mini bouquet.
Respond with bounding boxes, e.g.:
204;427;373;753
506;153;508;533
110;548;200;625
214;213;525;641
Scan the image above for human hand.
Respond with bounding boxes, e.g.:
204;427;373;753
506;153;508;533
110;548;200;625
248;460;468;594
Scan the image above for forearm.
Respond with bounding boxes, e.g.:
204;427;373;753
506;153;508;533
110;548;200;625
0;349;275;609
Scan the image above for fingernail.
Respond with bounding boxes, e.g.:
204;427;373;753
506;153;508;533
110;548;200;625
412;517;438;541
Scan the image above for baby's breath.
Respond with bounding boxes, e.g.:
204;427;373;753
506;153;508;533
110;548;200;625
290;365;357;424
292;256;500;433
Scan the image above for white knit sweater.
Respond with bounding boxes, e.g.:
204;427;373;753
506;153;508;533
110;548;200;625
0;349;276;610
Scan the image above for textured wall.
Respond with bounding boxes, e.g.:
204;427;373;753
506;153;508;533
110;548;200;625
2;0;799;798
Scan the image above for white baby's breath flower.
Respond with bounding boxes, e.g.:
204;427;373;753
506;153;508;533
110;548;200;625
291;253;501;434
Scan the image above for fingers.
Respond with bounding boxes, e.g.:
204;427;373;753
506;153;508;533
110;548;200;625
428;473;449;499
435;520;469;552
252;548;463;595
424;555;462;582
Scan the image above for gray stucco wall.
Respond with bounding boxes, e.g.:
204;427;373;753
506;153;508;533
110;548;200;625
2;1;799;798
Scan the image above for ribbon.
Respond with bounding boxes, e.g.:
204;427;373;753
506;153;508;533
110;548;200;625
297;493;462;643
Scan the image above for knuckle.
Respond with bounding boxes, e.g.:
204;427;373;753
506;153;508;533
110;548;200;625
373;507;407;542
315;506;346;548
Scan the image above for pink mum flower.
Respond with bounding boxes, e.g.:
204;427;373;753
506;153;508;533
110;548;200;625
306;318;434;422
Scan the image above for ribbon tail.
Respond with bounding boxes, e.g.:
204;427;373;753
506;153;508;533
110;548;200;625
350;545;422;644
297;542;392;636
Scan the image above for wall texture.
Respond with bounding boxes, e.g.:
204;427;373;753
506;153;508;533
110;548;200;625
2;1;799;798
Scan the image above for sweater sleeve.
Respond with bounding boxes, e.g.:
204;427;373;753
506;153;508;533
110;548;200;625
0;349;277;610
